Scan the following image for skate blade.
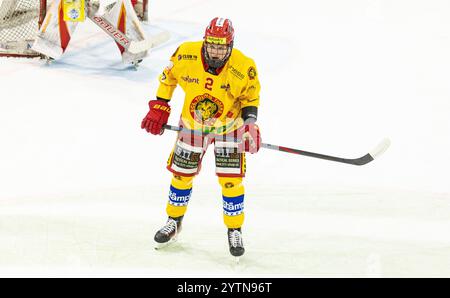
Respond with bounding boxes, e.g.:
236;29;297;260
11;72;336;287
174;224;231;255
230;256;244;271
230;255;242;265
154;237;177;250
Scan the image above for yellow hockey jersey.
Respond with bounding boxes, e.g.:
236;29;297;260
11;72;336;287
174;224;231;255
156;41;260;134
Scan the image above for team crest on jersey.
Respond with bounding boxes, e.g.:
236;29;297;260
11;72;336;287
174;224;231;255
190;94;224;125
248;66;257;80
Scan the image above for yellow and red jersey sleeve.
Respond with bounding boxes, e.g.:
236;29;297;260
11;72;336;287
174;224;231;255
156;47;180;100
238;58;260;109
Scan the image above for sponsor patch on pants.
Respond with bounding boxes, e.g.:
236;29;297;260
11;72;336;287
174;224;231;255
168;139;205;175
215;141;245;177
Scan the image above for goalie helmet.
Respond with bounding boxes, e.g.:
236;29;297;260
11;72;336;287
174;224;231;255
203;17;234;69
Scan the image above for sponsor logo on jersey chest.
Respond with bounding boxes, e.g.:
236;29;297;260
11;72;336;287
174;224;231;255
229;65;245;80
181;75;199;84
220;83;231;91
178;54;198;61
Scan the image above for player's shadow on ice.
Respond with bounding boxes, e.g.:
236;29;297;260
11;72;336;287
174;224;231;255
37;49;162;83
152;240;276;273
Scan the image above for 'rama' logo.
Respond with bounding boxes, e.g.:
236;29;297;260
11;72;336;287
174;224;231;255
169;190;191;203
223;201;244;213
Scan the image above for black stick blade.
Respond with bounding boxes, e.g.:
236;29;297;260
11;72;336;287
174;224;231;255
264;138;391;166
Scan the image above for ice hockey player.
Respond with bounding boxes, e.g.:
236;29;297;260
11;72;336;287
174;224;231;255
141;17;261;258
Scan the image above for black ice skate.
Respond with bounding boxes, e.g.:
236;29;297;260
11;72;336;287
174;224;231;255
154;216;183;249
227;228;245;258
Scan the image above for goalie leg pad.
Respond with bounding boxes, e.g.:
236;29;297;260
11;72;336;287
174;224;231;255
97;0;151;60
32;0;79;59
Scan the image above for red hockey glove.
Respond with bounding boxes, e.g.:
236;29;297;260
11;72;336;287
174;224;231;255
238;122;261;154
141;99;171;135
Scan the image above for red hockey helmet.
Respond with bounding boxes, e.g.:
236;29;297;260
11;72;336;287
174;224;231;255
203;17;234;69
204;17;234;45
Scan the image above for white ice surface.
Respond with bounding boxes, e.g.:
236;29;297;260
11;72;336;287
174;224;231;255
1;0;450;277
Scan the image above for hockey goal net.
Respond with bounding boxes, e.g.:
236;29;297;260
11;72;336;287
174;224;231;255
0;0;148;57
0;0;47;57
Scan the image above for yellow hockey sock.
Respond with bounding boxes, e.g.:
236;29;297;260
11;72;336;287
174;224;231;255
219;177;245;229
166;175;193;218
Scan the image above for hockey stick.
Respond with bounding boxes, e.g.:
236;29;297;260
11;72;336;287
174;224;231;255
162;124;390;166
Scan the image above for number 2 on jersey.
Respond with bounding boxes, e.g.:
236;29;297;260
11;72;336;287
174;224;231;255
205;78;214;91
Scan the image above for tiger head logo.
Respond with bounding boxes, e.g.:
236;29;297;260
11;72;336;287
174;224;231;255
190;94;224;125
195;98;218;121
